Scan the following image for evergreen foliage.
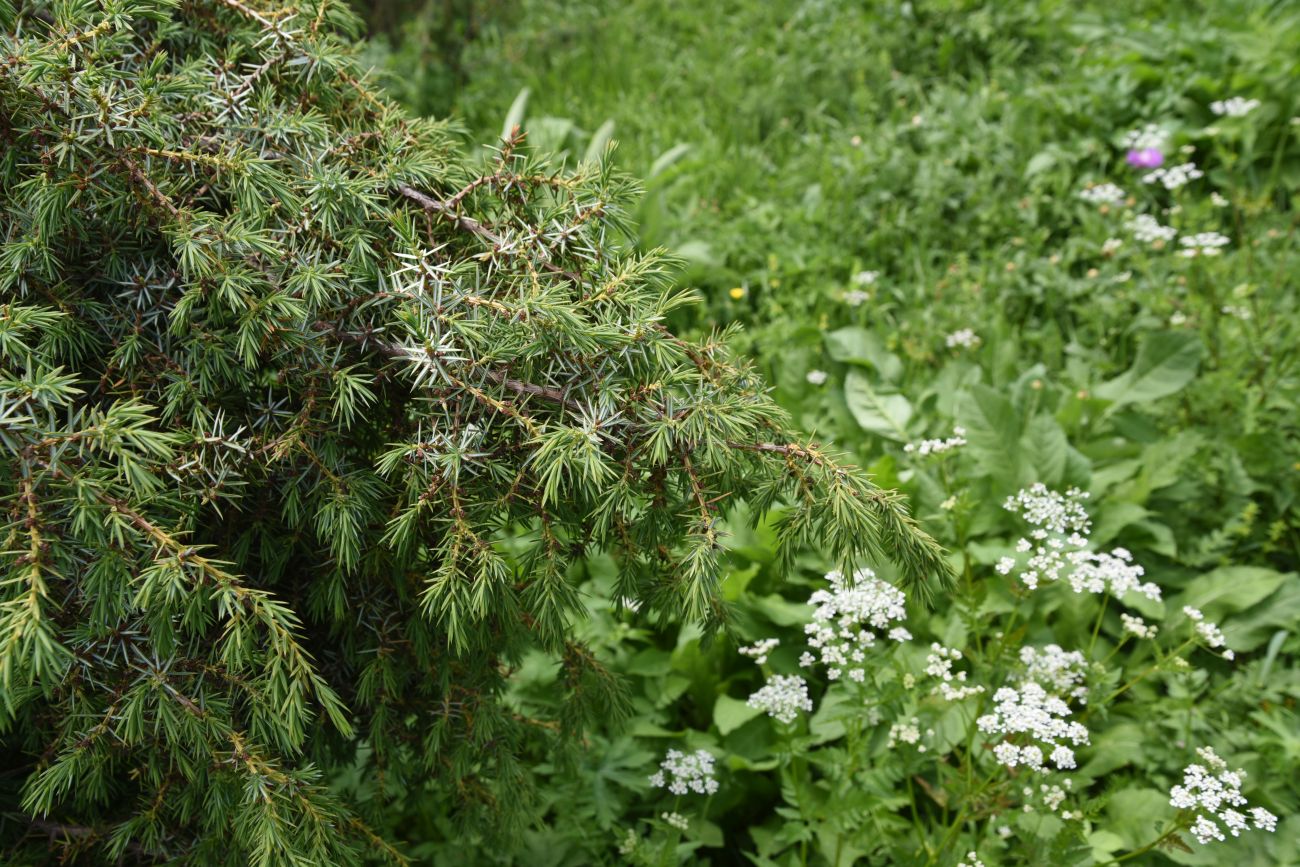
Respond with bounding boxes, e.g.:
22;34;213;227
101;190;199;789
0;0;947;861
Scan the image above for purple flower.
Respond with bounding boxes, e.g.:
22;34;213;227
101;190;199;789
1126;148;1164;169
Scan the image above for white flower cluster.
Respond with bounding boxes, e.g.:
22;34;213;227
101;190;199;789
956;852;985;867
926;643;984;701
978;682;1090;771
1102;237;1123;255
1178;232;1230;258
1142;162;1204;190
1125;213;1178;244
661;811;690;832
904;426;967;457
1183;607;1232;659
1016;645;1089;703
844;289;870;306
1004;484;1092;535
852;270;879;286
999;486;1161;600
801;569;909;683
887;717;931;750
1079;183;1126;205
649;749;720;796
1169;747;1277;844
806;369;829;385
747;674;814;724
1121;613;1158;639
1022;780;1077;818
946;328;981;349
1125;123;1169;150
1210;97;1260;118
739;638;781;665
1065;548;1162;600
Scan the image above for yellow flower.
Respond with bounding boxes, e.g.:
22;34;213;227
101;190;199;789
729;287;745;300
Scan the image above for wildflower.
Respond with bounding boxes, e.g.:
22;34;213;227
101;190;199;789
852;270;879;286
926;643;985;701
1210;97;1260;118
806;369;829;385
1004;484;1091;536
1065;548;1161;601
661;812;689;832
1017;645;1089;702
1179;232;1230;258
1102;237;1123;255
1125;213;1178;244
729;286;746;299
802;569;909;682
844;289;871;306
1183;606;1229;650
1124;123;1169;151
977;682;1090;771
903;426;967;457
1121;613;1158;639
738;638;780;665
1142;162;1204;190
1169;748;1275;845
618;828;639;856
946;328;980;349
996;825;1013;839
887;717;923;748
957;852;985;867
1078;183;1126;205
1212;192;1230;207
747;674;813;724
1126;148;1164;169
649;749;720;795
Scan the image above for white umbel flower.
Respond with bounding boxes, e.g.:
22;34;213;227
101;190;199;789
946;328;981;349
1169;747;1276;845
1078;183;1126;204
1142;162;1204;190
649;749;720;796
1125;213;1178;244
747;674;814;724
802;569;909;683
904;426;967;457
738;638;780;665
1210;97;1260;118
1178;232;1230;258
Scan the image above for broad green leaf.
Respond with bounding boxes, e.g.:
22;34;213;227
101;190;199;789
824;327;902;382
1022;413;1068;486
957;384;1021;483
1175;567;1291;617
843;369;911;440
714;693;762;735
1104;787;1173;849
1225;582;1300;651
1095;332;1202;407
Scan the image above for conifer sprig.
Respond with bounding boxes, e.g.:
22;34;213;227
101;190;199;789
0;0;948;860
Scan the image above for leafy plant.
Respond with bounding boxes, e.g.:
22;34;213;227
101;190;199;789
0;1;948;862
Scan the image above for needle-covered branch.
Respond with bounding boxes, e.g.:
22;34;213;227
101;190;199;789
0;0;948;861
